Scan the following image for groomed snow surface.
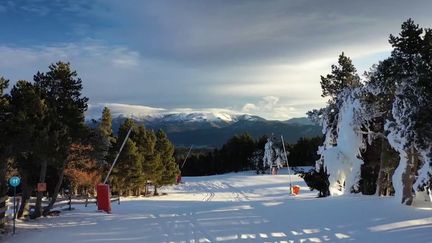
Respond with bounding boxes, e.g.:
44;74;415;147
5;171;432;243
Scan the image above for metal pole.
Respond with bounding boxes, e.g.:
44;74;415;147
281;135;293;194
181;145;193;169
13;186;16;235
103;127;133;184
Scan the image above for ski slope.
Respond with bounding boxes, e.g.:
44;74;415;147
5;171;432;242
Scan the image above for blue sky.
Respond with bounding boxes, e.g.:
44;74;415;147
1;0;432;120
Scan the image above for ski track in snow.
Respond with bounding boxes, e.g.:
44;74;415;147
222;182;250;202
4;171;432;243
200;182;215;202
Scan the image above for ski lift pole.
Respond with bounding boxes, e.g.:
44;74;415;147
281;135;293;194
103;127;133;184
181;145;193;169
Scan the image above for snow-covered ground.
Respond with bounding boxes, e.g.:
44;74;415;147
4;171;432;242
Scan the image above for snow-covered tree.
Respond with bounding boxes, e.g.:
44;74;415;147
383;19;432;205
319;89;367;195
313;53;365;195
262;136;285;171
312;19;432;205
250;149;264;174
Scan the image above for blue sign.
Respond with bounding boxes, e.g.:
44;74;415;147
9;176;21;187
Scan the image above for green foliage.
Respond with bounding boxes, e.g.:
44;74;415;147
219;133;255;172
100;107;113;139
382;19;432;198
386;18;432;149
1;62;90;217
113;139;144;193
9;81;49;155
95;107;116;163
308;19;432;199
320;52;361;99
288;136;323;167
8;81;49;189
155;130;179;186
308;52;361;196
109;120;179;195
34;62;88;144
181;133;273;176
0;76;10;229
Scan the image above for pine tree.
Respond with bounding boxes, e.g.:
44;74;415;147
100;107;113;138
140;129;163;196
384;19;432;205
250;150;264;174
312;52;362;196
8;80;50;218
155;130;179;189
288;137;322;167
0;76;10;228
219;133;255;172
319;52;362;147
110;119;144;196
320;52;361;99
362;60;398;196
117;140;143;195
99;107;116;148
33;62;88;216
132;125;159;195
91;107;115;167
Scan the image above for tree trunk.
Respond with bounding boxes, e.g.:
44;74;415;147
17;176;32;218
34;159;48;218
153;184;158;196
43;158;67;215
0;155;7;229
376;137;386;196
402;146;420;205
386;172;392;196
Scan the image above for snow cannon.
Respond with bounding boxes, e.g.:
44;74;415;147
97;183;112;213
292;185;301;195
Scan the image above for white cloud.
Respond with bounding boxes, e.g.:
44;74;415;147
3;1;432;120
88;100;305;121
0;41;390;120
87;103;165;119
87;102;244;121
241;96;300;120
241;103;258;113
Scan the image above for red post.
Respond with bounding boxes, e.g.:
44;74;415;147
96;184;111;213
292;185;301;195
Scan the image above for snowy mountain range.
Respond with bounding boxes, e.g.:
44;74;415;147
108;111;321;147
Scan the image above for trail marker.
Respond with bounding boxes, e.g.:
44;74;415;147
9;176;21;235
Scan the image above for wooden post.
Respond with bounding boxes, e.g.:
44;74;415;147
0;196;8;231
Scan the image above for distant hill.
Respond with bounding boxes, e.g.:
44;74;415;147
283;117;315;125
108;112;322;147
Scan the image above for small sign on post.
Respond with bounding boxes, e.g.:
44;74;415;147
9;176;21;235
37;183;46;192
